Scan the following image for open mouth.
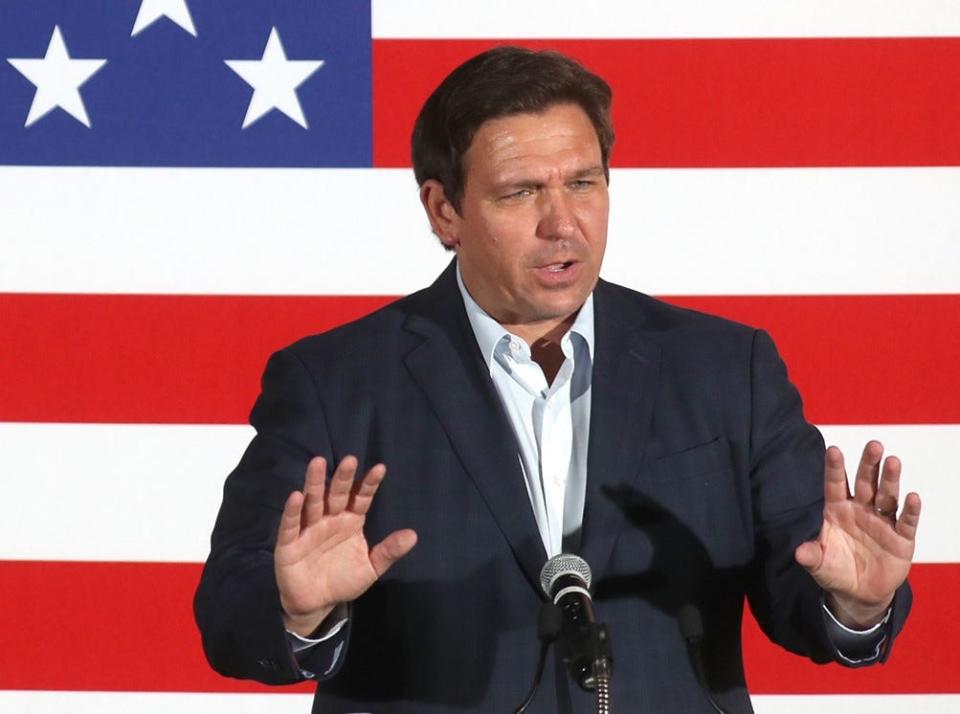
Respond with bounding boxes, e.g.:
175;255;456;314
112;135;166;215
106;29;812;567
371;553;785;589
542;261;574;272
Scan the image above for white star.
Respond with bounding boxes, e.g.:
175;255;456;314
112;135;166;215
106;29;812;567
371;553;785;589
225;27;324;130
7;26;107;128
131;0;197;37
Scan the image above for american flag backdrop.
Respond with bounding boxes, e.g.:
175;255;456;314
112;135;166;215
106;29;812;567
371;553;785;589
1;1;959;712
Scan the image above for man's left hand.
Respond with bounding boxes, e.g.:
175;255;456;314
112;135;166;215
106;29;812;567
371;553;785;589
795;441;922;628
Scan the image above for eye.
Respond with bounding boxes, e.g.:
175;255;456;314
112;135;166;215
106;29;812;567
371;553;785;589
569;179;594;190
499;188;533;201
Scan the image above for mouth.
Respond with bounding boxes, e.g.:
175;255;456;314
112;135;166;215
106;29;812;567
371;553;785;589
533;260;582;286
540;260;576;273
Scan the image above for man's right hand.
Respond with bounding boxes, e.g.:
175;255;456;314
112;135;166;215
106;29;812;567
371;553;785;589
274;455;418;637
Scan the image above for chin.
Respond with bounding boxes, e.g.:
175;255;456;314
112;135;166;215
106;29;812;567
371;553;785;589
529;296;589;322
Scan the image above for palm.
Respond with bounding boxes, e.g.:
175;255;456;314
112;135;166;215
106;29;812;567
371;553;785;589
276;506;376;614
274;456;417;635
808;497;914;605
796;442;921;621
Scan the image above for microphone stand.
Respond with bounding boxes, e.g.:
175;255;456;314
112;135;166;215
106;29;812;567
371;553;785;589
558;621;613;714
591;637;613;714
513;605;614;713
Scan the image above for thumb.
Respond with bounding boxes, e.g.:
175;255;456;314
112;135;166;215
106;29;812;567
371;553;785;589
794;541;824;572
369;528;418;578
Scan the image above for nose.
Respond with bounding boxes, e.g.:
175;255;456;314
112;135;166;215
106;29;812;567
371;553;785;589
536;189;577;241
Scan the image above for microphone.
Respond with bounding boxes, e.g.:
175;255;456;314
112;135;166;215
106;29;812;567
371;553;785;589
678;604;728;714
539;554;613;694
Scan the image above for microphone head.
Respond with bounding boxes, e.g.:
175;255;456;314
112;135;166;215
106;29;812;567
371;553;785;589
540;553;592;597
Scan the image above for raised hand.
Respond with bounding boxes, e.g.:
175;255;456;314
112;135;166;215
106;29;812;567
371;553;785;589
794;441;921;628
274;455;418;637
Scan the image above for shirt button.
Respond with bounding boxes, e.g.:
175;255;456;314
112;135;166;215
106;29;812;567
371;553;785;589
509;340;521;355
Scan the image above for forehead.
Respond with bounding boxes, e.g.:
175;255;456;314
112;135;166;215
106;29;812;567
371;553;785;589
464;103;602;181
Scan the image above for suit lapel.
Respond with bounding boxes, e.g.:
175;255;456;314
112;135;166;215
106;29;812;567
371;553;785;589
403;263;547;594
580;280;662;583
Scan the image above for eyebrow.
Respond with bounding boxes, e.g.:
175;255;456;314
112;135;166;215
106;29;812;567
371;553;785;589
570;166;605;179
492;165;605;191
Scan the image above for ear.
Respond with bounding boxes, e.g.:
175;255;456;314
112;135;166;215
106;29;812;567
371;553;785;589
419;179;461;249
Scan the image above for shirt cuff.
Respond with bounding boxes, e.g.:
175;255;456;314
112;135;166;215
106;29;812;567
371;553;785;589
821;595;891;665
285;602;350;653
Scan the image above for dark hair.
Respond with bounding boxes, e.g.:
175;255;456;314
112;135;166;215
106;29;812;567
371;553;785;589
411;46;614;213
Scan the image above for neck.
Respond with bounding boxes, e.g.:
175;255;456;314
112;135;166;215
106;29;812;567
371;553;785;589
509;315;576;386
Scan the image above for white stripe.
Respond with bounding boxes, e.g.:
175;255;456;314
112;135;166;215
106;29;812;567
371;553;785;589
604;167;960;296
0;691;313;714
0;167;446;297
817;425;950;561
372;0;960;38
0;423;253;562
752;694;960;714
1;692;958;714
2;167;958;295
0;422;955;563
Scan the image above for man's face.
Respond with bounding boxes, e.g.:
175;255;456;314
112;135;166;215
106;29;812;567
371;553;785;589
434;103;609;339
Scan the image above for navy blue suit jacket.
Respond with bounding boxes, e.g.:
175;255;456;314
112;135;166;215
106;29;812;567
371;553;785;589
195;261;910;713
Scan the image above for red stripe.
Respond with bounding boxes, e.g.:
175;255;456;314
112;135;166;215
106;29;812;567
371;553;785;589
0;560;952;693
0;293;395;425
2;293;957;425
661;294;960;425
3;293;958;425
743;563;959;694
0;560;312;693
372;38;960;168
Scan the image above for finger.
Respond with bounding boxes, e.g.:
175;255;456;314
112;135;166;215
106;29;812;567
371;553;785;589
852;440;883;506
823;446;850;504
875;454;902;517
369;529;418;578
276;490;305;548
794;540;824;573
301;457;328;527
326;455;359;516
895;492;922;541
348;463;387;516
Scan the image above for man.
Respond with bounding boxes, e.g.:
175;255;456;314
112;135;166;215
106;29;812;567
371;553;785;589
195;47;921;713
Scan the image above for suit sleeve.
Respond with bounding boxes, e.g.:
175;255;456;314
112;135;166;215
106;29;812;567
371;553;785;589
193;347;351;683
743;329;911;665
